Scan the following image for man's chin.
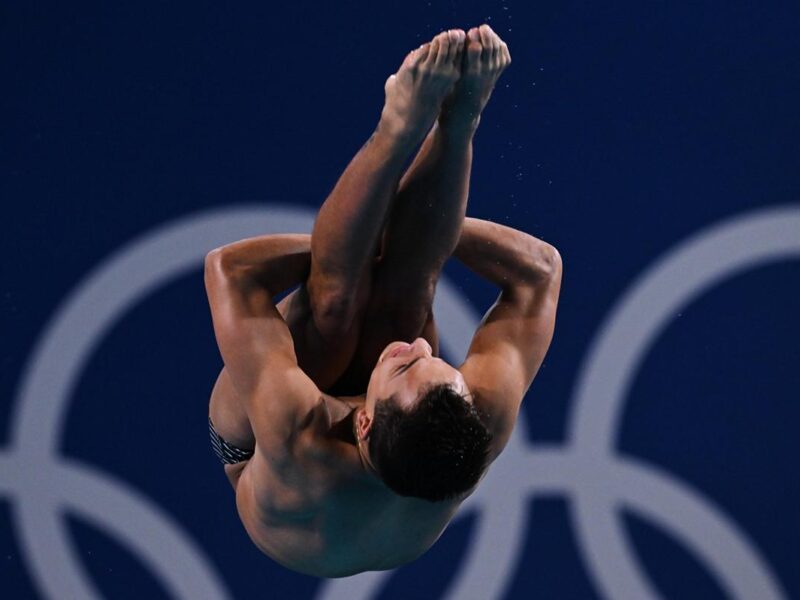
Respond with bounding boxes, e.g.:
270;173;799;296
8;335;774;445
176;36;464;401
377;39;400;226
377;342;398;364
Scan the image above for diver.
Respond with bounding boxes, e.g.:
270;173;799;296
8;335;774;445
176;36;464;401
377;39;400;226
205;24;562;577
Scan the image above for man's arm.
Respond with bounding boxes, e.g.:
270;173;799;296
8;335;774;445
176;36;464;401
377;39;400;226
210;233;312;304
453;217;562;462
453;217;556;290
204;234;319;446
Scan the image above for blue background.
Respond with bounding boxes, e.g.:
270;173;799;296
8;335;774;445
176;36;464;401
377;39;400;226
2;1;799;598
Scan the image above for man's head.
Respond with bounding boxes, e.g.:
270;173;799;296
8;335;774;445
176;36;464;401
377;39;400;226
355;338;493;502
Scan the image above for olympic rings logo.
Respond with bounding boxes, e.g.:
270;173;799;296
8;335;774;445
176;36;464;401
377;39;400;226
1;205;795;599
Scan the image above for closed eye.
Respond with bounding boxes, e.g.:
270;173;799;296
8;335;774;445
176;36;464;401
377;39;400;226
393;357;423;377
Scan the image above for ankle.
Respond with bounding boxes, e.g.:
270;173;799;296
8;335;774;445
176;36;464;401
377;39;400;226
437;113;480;139
375;114;426;149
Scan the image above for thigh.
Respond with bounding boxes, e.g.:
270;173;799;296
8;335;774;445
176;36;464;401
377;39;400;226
327;297;440;395
351;282;440;367
275;283;364;391
305;232;384;336
278;255;440;392
361;249;440;354
371;249;441;302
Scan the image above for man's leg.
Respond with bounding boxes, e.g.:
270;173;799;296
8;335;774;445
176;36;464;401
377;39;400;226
370;25;512;318
306;29;464;338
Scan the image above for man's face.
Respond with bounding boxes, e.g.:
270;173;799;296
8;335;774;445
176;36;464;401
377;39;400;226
365;337;470;416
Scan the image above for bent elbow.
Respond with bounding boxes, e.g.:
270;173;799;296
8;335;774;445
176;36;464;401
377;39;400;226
205;247;222;266
204;247;224;278
206;246;245;277
545;244;563;275
530;242;562;281
204;247;243;289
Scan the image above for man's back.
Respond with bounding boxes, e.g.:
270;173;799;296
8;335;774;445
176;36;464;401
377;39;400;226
211;372;461;577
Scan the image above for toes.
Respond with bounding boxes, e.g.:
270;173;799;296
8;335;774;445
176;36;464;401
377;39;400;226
489;39;500;65
443;30;455;64
425;36;441;67
450;29;466;67
480;34;492;63
478;24;492;52
466;28;482;66
434;31;451;67
404;43;429;71
478;24;496;61
415;43;431;66
416;29;478;72
501;41;511;65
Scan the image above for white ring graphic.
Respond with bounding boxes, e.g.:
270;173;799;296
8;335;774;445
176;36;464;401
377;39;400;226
2;204;794;599
567;206;799;600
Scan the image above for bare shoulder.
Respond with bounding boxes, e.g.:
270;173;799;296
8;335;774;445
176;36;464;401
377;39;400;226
239;373;326;508
458;251;563;462
247;359;323;455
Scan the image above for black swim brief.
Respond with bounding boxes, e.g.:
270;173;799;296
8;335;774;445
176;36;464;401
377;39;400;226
209;417;254;465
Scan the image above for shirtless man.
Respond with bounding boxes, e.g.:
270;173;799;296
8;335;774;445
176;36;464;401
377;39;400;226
205;25;562;577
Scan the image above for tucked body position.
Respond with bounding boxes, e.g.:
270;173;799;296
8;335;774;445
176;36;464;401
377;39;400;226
205;25;562;577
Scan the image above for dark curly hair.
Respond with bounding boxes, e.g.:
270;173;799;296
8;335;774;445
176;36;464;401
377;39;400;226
368;382;493;502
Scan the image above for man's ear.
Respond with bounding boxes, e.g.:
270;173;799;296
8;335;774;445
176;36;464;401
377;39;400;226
356;408;372;441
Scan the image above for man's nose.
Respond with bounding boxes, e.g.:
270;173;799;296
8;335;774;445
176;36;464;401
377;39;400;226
410;337;432;355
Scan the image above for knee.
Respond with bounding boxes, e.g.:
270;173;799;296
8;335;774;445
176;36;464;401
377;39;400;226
376;276;436;311
311;290;361;340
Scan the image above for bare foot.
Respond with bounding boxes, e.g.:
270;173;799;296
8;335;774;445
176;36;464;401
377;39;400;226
440;24;511;130
379;29;466;143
